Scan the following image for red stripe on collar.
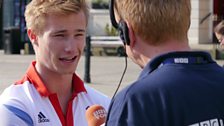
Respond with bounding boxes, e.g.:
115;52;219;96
15;61;87;97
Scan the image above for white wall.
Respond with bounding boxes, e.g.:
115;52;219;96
87;9;110;36
189;0;200;44
189;0;213;44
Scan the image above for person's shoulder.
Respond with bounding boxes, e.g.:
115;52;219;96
1;81;31;97
0;82;36;125
1;84;25;99
0;81;35;107
112;80;153;103
112;70;172;104
83;84;111;108
84;84;109;98
106;82;159;125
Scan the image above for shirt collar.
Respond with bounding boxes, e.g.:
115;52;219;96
26;61;87;97
138;51;215;80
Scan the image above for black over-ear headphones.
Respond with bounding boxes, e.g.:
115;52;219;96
109;0;129;99
109;0;130;45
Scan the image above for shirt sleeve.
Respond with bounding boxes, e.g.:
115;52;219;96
0;104;34;126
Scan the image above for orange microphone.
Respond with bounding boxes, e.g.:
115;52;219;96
85;105;107;126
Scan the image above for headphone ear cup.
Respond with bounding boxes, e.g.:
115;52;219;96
118;21;130;45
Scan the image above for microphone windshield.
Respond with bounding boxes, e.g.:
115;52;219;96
85;105;107;126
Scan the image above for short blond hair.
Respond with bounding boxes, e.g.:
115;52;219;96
25;0;89;35
115;0;191;45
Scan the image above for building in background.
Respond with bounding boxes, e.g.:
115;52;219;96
0;0;30;51
189;0;224;45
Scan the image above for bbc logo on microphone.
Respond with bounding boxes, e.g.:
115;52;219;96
93;109;107;119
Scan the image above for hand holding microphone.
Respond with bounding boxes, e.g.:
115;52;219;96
86;105;107;126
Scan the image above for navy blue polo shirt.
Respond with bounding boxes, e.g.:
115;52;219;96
105;51;224;126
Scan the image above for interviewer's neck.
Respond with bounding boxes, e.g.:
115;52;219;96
136;39;191;68
148;40;191;57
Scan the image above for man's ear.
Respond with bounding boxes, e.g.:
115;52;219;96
27;29;38;45
126;21;136;48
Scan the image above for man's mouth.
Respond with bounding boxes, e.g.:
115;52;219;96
59;56;77;62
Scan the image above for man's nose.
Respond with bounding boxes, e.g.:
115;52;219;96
64;39;77;53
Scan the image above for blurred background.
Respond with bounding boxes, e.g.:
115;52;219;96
0;0;224;58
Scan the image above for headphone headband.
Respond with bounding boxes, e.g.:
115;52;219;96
109;0;118;29
109;0;130;45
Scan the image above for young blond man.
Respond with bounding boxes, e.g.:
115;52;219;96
0;0;110;125
106;0;224;126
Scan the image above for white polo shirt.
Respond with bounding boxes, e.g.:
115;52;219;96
0;61;110;126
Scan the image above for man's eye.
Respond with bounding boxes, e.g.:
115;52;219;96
54;34;65;37
75;34;84;37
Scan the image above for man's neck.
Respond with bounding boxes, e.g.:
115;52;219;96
35;63;73;95
136;39;191;67
35;63;74;115
149;40;191;57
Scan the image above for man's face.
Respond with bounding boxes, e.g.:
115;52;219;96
35;11;86;75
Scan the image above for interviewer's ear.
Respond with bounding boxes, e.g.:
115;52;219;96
27;29;38;45
126;21;136;48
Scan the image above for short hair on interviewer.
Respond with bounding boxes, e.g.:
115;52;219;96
25;0;89;35
114;0;191;45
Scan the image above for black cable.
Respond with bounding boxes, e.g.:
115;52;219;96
111;46;128;100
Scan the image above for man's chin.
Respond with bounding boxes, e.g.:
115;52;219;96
58;69;75;75
64;71;75;75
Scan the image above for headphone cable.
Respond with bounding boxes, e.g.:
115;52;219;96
111;46;128;100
